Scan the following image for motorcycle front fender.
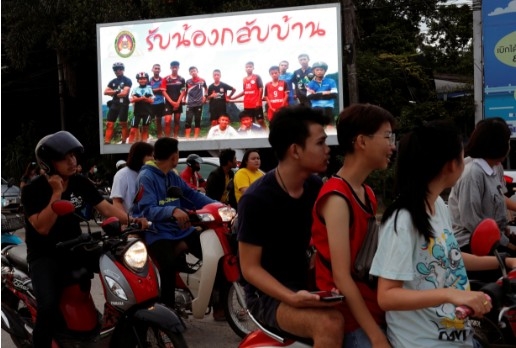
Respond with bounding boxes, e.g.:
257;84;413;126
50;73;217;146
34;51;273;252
191;229;224;319
110;303;186;346
130;303;185;332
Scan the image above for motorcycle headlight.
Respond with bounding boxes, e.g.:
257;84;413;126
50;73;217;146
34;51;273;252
195;213;215;222
218;206;236;222
123;240;147;272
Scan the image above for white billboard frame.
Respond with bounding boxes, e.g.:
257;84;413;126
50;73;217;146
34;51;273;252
97;3;342;154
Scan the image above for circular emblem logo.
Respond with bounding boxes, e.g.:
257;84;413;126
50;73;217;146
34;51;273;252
115;31;135;58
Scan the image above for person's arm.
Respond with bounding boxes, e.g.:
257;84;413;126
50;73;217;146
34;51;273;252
239;241;328;307
27;175;64;235
377;277;491;317
118;84;131;98
462;252;516;270
231;90;244;100
227;85;236;100
320;193;389;346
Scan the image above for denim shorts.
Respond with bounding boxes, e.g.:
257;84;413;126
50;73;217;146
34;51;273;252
344;328;373;348
247;293;282;332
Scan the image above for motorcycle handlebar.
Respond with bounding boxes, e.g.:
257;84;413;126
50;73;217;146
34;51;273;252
455;293;491;320
56;233;91;249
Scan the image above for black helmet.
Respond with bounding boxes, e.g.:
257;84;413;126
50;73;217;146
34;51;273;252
186;154;203;167
112;62;125;71
311;61;328;71
36;131;84;174
136;72;149;80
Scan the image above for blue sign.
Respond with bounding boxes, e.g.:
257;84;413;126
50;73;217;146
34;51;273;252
483;1;516;134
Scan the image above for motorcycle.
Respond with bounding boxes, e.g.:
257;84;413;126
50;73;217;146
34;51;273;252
166;186;257;339
1;199;188;347
457;218;516;347
1;214;24;249
237;300;313;348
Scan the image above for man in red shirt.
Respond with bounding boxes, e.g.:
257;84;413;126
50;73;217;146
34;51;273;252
264;65;289;122
179;154;207;193
230;61;266;130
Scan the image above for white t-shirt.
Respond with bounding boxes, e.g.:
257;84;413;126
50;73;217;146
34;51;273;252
110;167;138;213
370;197;475;348
206;125;239;139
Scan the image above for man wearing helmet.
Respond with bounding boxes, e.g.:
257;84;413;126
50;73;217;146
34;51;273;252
104;62;133;144
22;131;147;347
180;154;207;193
129;72;154;143
306;61;338;126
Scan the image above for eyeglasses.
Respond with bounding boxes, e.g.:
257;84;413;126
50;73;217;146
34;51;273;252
367;132;396;145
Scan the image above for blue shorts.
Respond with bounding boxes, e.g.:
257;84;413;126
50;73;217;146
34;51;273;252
247;293;282;332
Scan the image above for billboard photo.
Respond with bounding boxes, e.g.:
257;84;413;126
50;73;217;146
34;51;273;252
482;0;516;136
97;3;343;154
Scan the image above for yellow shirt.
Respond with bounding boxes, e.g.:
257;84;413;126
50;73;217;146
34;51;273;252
234;167;264;202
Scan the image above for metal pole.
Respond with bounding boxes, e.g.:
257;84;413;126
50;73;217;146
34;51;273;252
343;0;359;104
472;0;483;125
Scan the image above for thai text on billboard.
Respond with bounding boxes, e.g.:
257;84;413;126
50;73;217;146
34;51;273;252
97;3;343;154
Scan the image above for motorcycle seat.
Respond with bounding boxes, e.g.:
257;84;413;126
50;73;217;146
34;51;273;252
5;243;29;274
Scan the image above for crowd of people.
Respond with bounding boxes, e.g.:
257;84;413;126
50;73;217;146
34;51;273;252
103;54;338;144
19;104;516;347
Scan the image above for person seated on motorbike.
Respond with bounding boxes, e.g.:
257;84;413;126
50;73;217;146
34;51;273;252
448;118;516;283
22;131;147;348
132;137;217;311
180;153;207;193
238;106;345;347
370;121;516;348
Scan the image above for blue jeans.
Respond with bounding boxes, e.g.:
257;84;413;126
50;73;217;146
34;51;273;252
344;328;372;348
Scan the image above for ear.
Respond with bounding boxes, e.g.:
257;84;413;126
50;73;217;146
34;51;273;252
291;143;300;159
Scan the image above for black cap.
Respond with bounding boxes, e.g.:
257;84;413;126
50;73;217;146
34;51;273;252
170;61;180;67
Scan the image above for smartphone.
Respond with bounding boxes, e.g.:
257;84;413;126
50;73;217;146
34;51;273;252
312;290;345;302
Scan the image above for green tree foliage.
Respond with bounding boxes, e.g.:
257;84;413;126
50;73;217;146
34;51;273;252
421;4;473;75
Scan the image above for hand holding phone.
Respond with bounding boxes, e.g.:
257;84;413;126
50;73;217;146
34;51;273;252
312;290;345;302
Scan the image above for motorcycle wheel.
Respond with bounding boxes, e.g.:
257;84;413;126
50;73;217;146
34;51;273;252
141;325;188;348
224;283;258;338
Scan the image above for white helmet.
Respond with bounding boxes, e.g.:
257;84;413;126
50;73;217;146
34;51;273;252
116;160;126;170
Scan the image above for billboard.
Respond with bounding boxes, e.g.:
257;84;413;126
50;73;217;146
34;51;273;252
482;0;516;136
96;3;343;154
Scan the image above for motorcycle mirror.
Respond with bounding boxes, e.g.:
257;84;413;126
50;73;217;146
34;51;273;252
101;216;122;236
470;218;500;256
51;200;76;216
167;186;184;198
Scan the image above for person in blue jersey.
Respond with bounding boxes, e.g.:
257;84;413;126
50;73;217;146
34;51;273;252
128;72;154;143
104;62;132;144
279;60;296;105
133;137;216;308
150;63;165;138
306;61;338;126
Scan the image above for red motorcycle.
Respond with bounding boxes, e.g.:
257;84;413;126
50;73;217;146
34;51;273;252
1;200;188;347
457;218;516;347
166;186;257;338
